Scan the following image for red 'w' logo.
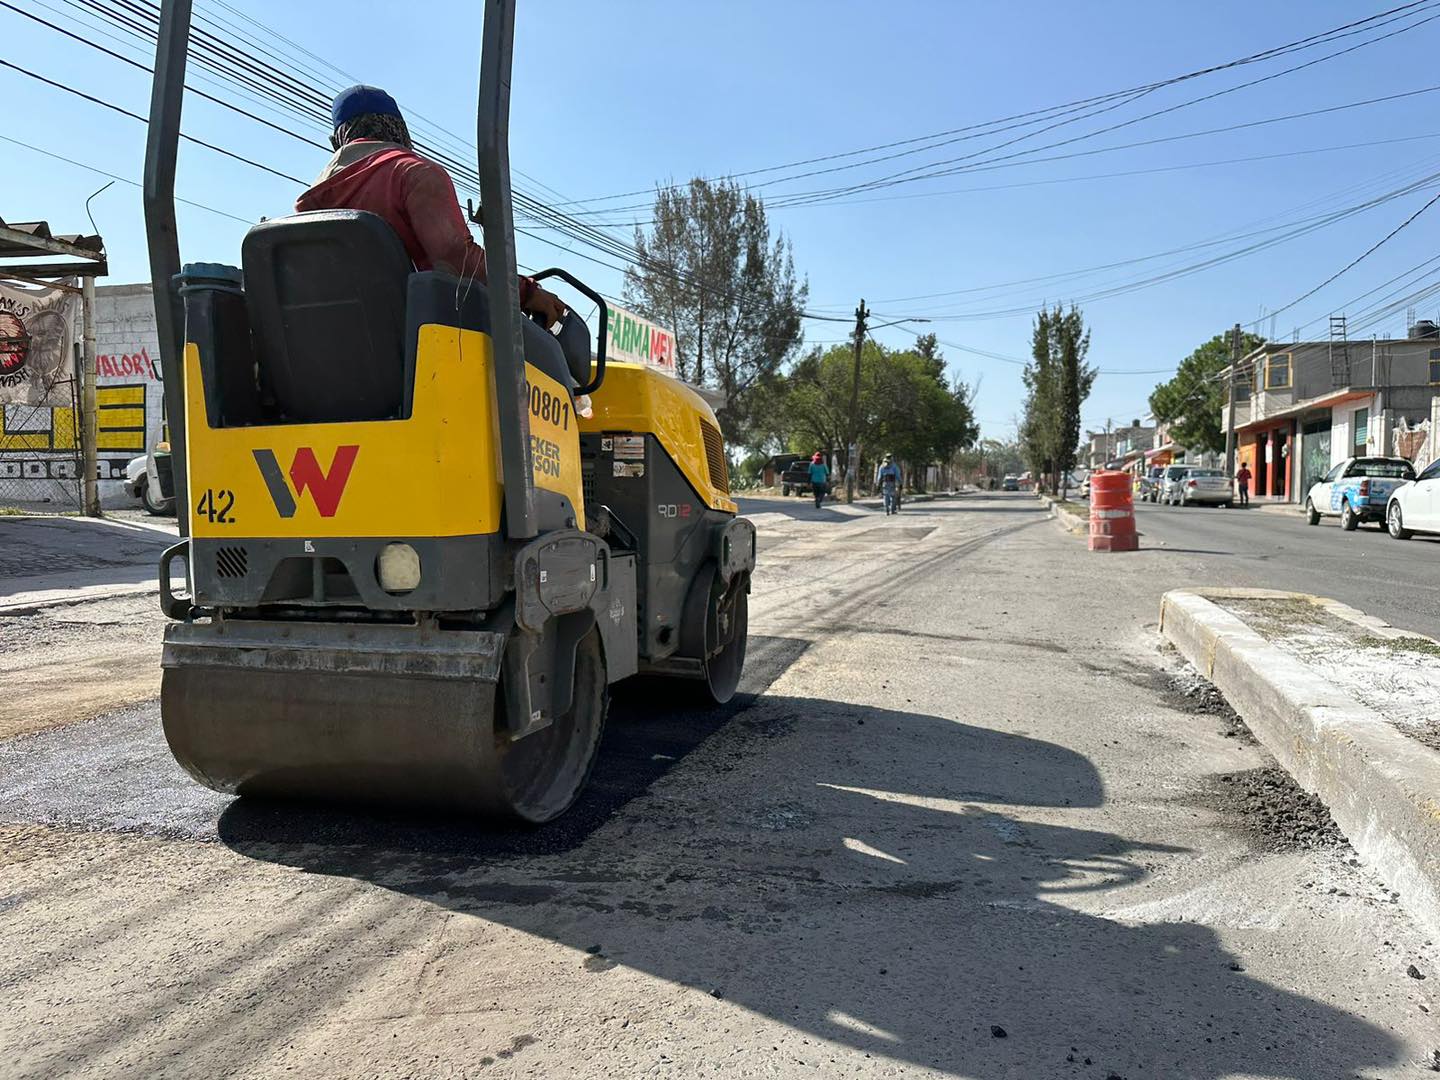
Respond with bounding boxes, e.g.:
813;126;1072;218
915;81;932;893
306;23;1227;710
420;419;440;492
252;445;359;518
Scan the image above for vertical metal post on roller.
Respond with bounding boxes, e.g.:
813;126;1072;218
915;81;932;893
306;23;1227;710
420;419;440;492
143;0;192;537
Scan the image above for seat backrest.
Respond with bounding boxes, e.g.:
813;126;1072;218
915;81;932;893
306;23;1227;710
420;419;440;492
242;210;412;422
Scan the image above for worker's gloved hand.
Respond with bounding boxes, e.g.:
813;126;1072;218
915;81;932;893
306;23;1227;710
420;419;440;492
524;286;567;329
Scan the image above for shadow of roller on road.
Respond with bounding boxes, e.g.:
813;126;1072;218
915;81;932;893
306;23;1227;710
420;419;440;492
731;496;863;523
218;693;1402;1079
212;633;811;858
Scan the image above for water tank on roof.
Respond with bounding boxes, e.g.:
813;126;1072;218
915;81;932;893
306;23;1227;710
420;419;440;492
1410;319;1438;339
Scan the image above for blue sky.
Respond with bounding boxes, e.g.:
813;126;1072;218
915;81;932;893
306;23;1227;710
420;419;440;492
7;0;1440;441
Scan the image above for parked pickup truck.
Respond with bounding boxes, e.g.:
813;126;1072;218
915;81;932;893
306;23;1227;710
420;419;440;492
781;459;815;496
1305;456;1417;530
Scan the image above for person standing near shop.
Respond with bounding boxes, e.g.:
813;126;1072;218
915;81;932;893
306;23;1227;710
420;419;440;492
1235;462;1252;507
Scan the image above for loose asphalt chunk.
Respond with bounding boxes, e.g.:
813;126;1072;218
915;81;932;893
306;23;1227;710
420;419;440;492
1201;766;1348;854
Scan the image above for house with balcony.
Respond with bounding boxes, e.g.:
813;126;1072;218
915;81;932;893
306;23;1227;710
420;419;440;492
1223;326;1440;502
1144;420;1219;472
1085;421;1154;472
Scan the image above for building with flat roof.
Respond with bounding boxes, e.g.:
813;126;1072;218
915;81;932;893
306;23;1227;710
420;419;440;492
1223;327;1440;502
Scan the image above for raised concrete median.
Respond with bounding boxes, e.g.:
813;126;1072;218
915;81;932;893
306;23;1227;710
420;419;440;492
1160;587;1440;938
1038;492;1087;535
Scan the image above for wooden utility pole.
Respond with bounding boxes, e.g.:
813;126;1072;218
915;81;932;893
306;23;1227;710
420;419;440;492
845;298;868;504
1224;322;1241;477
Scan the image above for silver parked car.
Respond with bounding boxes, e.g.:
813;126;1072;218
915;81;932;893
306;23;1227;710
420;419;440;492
1157;465;1194;505
1173;467;1233;507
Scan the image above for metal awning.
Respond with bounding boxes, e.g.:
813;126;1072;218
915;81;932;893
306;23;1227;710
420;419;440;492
0;217;108;279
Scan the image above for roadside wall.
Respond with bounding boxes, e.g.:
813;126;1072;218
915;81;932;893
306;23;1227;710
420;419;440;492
0;283;162;507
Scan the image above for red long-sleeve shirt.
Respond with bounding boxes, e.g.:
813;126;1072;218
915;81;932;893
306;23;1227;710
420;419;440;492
295;142;535;304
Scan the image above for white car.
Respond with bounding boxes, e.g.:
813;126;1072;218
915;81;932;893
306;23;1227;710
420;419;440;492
1386;457;1440;539
123;450;175;516
1305;456;1415;530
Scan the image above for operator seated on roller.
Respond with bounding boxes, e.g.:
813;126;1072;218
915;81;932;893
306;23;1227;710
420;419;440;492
296;84;567;329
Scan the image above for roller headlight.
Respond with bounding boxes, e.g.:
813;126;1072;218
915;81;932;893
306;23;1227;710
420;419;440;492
377;542;421;594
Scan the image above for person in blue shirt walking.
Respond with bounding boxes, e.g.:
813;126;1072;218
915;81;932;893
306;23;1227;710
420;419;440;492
876;453;902;515
808;452;830;509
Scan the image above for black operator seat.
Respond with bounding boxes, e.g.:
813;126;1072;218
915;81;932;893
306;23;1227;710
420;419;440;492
242;210;412;423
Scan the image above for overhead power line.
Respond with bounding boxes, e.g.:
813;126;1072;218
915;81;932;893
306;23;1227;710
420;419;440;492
0;132;256;223
858;162;1440;322
4;0;849;326
0;55;308;183
768;8;1440;210
555;1;1438;209
1256;187;1440;323
591;128;1440;230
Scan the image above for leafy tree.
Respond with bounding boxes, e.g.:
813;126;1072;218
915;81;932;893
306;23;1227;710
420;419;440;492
1149;330;1266;454
753;336;976;489
913;332;946;383
1021;305;1094;494
874;344;977;490
623;178;808;442
1020;314;1057;489
1052;306;1094;498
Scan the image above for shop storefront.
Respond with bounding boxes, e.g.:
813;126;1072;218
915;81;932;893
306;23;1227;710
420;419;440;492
1298;417;1332;498
1236;419;1295;499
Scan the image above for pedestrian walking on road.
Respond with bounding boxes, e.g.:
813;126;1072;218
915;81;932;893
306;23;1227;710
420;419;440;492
877;454;902;515
808;452;830;509
1235;463;1252;507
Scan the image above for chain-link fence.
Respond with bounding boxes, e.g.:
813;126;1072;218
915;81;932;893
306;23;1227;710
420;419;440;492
0;375;84;512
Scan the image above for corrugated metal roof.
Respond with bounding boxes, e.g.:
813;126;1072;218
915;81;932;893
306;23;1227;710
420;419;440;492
0;217;105;258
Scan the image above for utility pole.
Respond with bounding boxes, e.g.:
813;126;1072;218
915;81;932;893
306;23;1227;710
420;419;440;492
1105;418;1112;468
845;298;868;504
1224;322;1241;477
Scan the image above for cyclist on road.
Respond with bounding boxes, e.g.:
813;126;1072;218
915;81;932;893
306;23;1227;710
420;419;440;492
877;454;902;515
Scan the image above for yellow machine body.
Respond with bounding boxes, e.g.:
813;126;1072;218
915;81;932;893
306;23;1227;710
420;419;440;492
184;324;584;541
580;361;737;514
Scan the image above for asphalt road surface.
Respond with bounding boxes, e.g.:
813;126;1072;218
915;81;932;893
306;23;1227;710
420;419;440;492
1;492;1436;1078
1130;499;1440;640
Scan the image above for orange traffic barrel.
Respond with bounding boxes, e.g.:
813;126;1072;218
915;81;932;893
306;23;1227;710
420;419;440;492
1088;470;1139;552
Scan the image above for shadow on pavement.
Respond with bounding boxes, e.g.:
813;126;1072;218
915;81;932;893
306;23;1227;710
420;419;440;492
0;516;172;597
906;502;1048;514
1144;547;1240;556
219;695;1402;1079
212;633;811;857
732;496;863;522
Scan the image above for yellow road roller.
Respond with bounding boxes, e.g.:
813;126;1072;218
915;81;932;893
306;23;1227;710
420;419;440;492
141;0;754;822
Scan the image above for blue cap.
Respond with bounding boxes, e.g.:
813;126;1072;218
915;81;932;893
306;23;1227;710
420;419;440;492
331;85;402;130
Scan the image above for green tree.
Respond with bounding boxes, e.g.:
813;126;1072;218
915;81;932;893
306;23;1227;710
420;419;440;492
623;178;808;442
1052;306;1095;498
874;343;977;490
1020;305;1093;494
1149;330;1265;454
753;337;976;489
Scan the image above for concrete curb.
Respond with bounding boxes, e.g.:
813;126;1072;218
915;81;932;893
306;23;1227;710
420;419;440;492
1253;502;1303;517
1038;493;1088;536
1159;588;1440;938
0;581;160;616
